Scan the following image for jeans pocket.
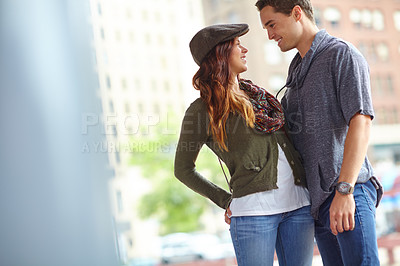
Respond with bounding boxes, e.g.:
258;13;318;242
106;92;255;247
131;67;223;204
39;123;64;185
360;183;377;213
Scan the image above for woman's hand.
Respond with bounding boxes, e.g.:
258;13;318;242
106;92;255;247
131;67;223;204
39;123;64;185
224;207;232;225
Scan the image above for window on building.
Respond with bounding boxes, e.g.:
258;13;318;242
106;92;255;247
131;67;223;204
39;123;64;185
372;75;383;96
387;75;394;94
103;52;108;65
112;125;118;137
170;13;176;26
369;42;378;63
393;108;399;124
121;78;127;89
350;8;362;29
100;27;105;40
115;31;121;41
376;43;389;62
164;81;170;92
142;10;148;21
154;104;160;115
359;41;390;63
129;32;134;42
351;9;384;31
109;100;115;113
106;75;112;89
138;103;144;115
394;11;400;31
92;50;98;66
374;108;381;124
378;108;387;124
372;10;385;31
361;9;372;29
125;103;130;113
126;8;132;19
172;36;178;46
151;80;157;92
145;33;151;45
155;11;161;23
323;7;341;28
135;79;141;91
116;190;123;213
125;124;133;135
97;3;102;15
160;56;167;70
357;42;367;58
178;82;183;93
390;109;397;124
158;35;164;45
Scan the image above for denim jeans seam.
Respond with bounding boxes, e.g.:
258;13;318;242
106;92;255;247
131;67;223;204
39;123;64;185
231;218;239;265
355;192;378;266
276;232;287;266
355;208;371;266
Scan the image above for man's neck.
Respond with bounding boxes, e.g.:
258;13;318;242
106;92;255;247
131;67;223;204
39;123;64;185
297;22;319;58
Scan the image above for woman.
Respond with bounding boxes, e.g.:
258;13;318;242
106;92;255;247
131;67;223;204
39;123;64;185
174;23;314;266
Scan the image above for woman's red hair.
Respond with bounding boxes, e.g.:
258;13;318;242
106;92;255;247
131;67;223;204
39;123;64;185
192;38;255;151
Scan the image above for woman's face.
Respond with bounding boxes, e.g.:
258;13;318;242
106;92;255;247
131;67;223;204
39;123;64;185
228;37;248;78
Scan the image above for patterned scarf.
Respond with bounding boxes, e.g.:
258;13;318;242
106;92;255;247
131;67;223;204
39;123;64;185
239;79;285;133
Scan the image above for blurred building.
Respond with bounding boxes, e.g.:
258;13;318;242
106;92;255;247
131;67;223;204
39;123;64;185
309;0;400;164
201;0;400;162
88;0;205;262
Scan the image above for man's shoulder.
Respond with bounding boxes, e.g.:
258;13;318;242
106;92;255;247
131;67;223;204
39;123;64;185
323;35;365;61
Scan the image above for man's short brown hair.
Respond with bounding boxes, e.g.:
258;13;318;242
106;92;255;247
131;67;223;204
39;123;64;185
255;0;315;23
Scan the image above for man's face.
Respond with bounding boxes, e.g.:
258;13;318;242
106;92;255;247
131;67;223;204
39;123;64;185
259;6;300;52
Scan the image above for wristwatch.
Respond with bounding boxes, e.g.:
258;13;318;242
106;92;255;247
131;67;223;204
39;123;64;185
336;182;354;195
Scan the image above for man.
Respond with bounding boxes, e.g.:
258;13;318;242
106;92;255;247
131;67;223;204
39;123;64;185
254;0;383;265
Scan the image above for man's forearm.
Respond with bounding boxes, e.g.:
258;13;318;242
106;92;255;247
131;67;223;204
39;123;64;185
338;113;372;185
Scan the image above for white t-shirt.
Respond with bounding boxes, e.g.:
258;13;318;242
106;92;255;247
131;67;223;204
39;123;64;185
230;144;310;217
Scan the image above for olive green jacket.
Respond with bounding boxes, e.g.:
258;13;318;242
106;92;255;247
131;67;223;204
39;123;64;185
174;98;306;209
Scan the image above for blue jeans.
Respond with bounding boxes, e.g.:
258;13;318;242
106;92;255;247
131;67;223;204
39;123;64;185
315;179;380;266
229;205;314;266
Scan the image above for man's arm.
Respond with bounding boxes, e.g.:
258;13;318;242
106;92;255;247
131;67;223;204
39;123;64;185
329;113;372;235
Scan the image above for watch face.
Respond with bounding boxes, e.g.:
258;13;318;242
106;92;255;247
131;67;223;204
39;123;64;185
339;182;349;190
337;182;352;194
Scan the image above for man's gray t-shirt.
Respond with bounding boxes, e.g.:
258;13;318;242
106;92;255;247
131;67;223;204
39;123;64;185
281;30;376;219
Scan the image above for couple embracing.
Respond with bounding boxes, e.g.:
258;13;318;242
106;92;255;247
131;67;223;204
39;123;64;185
174;1;383;265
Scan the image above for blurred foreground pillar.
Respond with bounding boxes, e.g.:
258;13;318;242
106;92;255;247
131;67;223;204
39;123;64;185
0;0;119;265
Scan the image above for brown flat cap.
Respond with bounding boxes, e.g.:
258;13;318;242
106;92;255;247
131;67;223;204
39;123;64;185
189;23;249;66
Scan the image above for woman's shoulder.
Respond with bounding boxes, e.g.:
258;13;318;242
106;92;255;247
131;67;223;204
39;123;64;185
181;98;209;133
186;97;207;113
183;98;209;124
